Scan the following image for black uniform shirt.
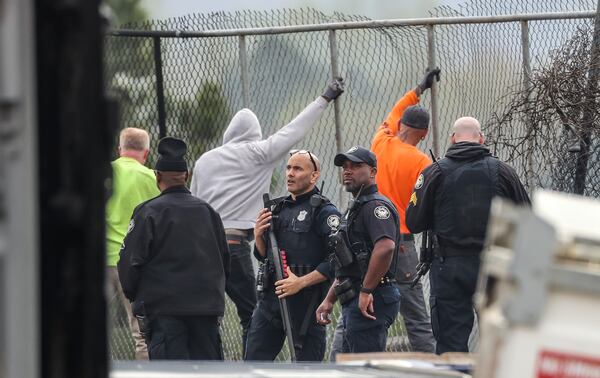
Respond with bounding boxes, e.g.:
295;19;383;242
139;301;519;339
255;187;341;280
118;185;230;317
406;142;531;236
336;185;398;280
348;184;398;249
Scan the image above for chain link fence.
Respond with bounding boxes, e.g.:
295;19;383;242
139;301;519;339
104;0;598;361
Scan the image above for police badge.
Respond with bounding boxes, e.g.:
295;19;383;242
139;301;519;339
297;210;308;221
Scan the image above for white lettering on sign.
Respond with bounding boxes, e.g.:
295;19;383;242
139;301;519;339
537;350;600;378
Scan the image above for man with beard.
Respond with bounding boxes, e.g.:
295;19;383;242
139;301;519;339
316;146;401;353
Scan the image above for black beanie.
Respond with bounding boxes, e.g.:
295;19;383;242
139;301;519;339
155;137;188;172
401;105;430;130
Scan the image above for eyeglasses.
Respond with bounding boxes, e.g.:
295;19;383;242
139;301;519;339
290;149;318;172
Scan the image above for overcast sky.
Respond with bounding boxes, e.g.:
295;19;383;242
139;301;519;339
142;0;464;21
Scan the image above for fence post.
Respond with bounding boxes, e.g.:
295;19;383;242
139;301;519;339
152;37;167;138
520;20;535;189
427;25;440;157
238;35;251;108
574;0;600;195
328;29;345;207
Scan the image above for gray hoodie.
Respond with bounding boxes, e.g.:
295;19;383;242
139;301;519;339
190;96;329;230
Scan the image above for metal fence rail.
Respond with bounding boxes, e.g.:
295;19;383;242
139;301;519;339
104;0;598;361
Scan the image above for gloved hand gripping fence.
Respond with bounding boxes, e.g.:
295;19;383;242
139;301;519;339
322;77;345;101
417;67;441;95
262;193;297;362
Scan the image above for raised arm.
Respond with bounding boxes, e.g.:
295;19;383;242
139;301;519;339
374;68;441;139
255;78;344;163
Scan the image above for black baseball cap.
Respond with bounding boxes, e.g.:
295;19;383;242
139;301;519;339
334;146;377;167
401;105;430;130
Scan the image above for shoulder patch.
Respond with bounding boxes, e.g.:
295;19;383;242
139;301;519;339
374;205;391;220
127;219;135;234
409;192;418;207
327;214;341;230
415;173;424;189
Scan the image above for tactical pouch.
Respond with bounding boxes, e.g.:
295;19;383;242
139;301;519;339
329;230;354;268
333;278;358;304
355;250;370;276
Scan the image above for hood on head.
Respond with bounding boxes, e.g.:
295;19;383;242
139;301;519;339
446;141;491;160
222;108;262;145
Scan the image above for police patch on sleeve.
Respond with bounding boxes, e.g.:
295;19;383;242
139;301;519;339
415;173;424;189
409;192;418;207
374;206;391;220
327;214;341;230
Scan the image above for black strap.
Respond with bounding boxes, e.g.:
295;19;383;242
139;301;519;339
295;288;322;351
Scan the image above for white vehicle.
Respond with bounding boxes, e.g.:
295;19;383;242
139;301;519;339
475;190;600;378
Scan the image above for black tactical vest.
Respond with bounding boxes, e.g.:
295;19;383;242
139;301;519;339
336;192;400;279
434;155;499;251
271;193;331;273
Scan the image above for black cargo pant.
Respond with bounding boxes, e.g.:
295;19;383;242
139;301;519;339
146;315;223;360
429;255;480;354
225;237;257;354
244;288;325;361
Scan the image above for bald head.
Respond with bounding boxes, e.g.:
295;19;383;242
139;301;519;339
286;150;321;198
451;117;484;144
118;127;150;163
289;150;321;172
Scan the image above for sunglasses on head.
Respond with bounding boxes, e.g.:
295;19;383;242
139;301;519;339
289;149;318;172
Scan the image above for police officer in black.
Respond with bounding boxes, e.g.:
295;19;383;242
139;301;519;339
244;150;341;361
406;117;530;354
118;137;230;360
316;146;401;353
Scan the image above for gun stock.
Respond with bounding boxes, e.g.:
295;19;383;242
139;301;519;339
262;193;297;361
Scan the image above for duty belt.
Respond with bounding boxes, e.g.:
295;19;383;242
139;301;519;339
379;276;397;286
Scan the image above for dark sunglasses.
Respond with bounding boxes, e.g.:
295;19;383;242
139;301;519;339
289;149;318;172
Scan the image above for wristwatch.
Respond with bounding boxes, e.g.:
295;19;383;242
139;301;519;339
360;285;375;294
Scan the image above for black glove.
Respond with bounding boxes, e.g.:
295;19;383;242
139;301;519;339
417;67;441;94
322;77;345;102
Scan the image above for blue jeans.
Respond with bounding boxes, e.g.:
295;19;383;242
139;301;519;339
341;284;400;353
225;239;257;354
429;255;480;354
